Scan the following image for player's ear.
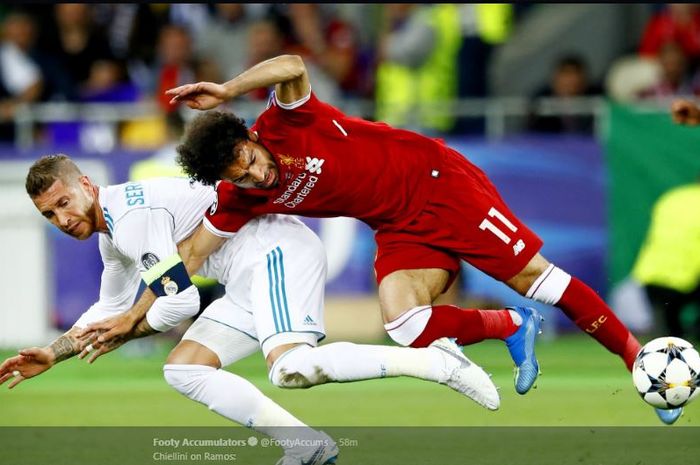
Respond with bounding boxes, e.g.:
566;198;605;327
78;175;93;196
78;175;90;190
247;130;259;142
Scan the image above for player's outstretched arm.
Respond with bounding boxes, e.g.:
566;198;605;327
80;223;225;363
79;222;224;350
77;288;157;346
166;54;310;109
671;99;700;125
0;327;88;389
78;314;161;364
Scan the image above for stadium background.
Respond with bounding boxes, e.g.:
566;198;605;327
1;3;700;431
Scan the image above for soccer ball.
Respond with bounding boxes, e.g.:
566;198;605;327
632;336;700;409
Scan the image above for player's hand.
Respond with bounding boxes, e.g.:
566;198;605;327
77;313;137;346
671;99;700;126
78;334;127;364
165;82;229;110
0;347;55;389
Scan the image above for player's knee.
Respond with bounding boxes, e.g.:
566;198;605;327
508;254;551;294
268;344;324;389
384;305;433;346
163;364;214;400
166;340;222;367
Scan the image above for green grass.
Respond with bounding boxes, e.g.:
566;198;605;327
0;335;696;427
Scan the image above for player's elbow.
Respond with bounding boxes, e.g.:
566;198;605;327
279;54;306;78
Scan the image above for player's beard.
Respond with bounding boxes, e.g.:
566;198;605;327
70;203;98;240
264;164;278;188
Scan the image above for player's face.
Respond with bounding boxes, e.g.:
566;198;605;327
222;140;279;190
32;177;98;240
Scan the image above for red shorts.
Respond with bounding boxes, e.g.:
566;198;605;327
374;147;543;289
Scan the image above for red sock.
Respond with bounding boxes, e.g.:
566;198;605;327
410;305;518;348
557;277;641;371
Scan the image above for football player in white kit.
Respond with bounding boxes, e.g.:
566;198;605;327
0;155;498;465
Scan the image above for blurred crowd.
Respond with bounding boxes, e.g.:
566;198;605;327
1;3;700;145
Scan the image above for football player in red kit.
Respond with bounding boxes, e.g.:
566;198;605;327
164;55;676;424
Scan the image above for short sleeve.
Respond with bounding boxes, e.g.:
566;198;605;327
203;182;255;237
264;90;324;127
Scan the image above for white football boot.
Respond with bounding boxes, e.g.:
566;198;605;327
429;337;500;410
275;431;339;465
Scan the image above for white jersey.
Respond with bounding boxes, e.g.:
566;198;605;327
75;177;215;328
74;177;327;354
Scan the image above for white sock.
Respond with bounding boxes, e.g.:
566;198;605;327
383;305;432;346
508;309;523;326
525;264;571;305
269;342;447;388
163;364;320;445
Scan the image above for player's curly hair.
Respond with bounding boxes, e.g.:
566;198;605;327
176;111;249;185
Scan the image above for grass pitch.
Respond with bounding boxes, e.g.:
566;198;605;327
1;334;695;427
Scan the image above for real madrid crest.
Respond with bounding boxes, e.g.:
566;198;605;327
161;276;179;296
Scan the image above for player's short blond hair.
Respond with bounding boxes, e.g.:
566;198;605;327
25;154;83;198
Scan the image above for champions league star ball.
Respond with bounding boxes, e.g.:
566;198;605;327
632;336;700;409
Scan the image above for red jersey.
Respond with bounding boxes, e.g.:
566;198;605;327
206;91;448;233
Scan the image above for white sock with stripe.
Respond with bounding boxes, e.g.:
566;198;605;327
163;364;321;445
269;342;447;387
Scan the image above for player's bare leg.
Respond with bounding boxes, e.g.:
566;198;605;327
506;253;641;371
377;268;542;392
378;268;448;323
378;267;543;394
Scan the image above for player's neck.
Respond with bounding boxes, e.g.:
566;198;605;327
92;185;109;233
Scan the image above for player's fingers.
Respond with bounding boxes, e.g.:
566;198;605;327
165;85;190;95
74;326;93;338
78;341;100;360
0;372;14;385
8;375;25;390
84;320;116;334
167;86;197;99
0;358;19;375
77;328;102;341
18;348;40;357
0;357;18;372
96;327;123;343
88;347;108;364
169;95;200;107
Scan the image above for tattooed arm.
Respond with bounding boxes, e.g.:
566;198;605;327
0;318;158;387
49;327;85;362
0;326;89;389
79;315;160;363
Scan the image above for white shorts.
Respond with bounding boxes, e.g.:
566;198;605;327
184;215;327;359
